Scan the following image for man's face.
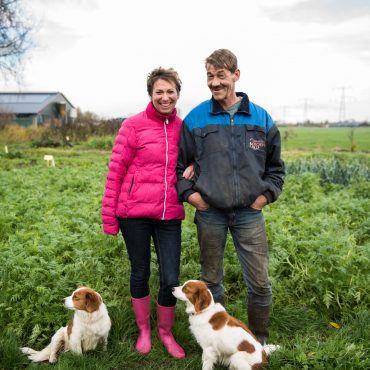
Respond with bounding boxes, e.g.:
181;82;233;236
206;64;240;106
151;79;179;116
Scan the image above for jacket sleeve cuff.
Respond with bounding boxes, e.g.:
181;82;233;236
183;189;196;202
263;191;273;204
103;223;119;235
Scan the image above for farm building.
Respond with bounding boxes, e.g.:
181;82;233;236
0;92;77;127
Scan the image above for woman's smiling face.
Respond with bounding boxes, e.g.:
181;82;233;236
151;79;179;116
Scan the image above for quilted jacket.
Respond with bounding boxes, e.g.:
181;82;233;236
102;102;185;235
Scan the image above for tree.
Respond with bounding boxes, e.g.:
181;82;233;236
0;0;31;79
76;107;100;124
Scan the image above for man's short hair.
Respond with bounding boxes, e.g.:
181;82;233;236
147;67;182;96
205;49;238;73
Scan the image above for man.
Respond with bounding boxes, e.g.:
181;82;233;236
176;49;284;344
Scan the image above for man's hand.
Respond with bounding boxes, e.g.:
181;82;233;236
188;192;209;210
250;195;268;210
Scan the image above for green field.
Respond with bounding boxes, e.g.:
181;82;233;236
0;134;369;369
1;126;369;154
279;126;370;153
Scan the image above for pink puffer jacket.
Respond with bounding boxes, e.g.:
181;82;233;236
102;102;185;235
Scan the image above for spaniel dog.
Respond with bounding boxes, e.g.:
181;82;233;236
21;287;111;363
173;280;278;370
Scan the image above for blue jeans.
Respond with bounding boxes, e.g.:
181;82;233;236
195;207;272;307
118;218;181;307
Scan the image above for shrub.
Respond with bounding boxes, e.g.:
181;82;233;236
0;150;24;159
30;138;61;148
0;124;29;143
0;124;54;145
267;172;370;318
82;136;115;150
286;156;370;185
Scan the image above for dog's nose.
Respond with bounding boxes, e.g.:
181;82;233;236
172;287;175;292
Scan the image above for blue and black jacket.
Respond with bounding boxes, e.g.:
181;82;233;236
176;92;285;210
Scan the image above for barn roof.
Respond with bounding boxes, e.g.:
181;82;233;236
0;92;74;114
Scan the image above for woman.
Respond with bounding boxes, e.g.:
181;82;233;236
102;67;188;359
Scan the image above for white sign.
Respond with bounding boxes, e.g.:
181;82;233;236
43;155;55;167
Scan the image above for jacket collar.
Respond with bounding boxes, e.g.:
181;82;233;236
210;92;251;115
146;102;178;123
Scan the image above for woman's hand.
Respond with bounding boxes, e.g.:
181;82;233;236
182;164;194;180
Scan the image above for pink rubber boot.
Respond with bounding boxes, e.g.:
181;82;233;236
132;296;151;354
157;303;185;359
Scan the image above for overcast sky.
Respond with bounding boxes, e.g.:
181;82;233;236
2;0;370;122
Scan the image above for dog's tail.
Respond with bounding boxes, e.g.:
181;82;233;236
20;327;66;363
20;345;53;363
263;343;281;355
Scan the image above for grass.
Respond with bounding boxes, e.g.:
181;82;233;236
0;139;369;369
279;126;370;152
1;126;369;153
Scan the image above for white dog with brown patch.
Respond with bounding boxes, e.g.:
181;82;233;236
21;287;111;363
173;280;278;370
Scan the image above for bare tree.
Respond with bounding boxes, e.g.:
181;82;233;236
0;0;31;79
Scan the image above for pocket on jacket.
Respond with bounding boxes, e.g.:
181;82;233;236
128;176;135;194
194;125;220;158
128;172;139;199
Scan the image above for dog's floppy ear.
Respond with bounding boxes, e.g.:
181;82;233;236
194;285;212;313
85;292;101;313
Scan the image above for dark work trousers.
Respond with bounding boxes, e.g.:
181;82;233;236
195;206;272;306
118;217;181;307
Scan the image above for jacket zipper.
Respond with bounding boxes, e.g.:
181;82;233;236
162;118;169;220
230;115;239;206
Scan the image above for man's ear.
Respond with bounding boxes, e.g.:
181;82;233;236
233;68;240;82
